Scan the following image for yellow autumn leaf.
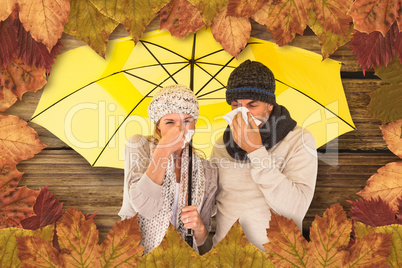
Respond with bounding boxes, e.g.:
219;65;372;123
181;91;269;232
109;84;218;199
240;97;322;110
64;0;119;58
90;0;170;43
137;224;211;267
187;0;228;26
354;222;401;268
0;225;54;267
357;161;402;212
206;221;274;267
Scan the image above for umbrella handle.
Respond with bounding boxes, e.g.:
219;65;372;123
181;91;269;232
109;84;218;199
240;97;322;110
186;140;193;247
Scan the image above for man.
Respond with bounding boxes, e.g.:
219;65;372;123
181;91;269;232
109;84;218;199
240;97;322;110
211;60;318;251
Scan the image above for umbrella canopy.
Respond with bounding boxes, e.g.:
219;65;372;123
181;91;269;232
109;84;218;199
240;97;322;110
31;28;355;169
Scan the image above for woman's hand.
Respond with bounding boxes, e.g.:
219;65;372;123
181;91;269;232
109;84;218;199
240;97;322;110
157;126;186;154
181;205;208;245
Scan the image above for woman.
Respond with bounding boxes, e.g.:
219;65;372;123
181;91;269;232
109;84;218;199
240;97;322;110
118;84;218;254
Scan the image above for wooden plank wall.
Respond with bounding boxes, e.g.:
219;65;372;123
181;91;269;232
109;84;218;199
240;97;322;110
4;19;400;252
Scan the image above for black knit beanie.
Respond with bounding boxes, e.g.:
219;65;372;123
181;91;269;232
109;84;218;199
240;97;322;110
226;60;276;105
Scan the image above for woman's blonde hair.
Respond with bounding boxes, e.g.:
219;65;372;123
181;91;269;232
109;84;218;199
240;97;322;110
147;121;205;158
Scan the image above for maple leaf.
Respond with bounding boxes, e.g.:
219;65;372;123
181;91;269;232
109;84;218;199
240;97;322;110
251;0;309;46
210;6;251;58
263;212;309;267
17;236;62;268
367;59;402;124
310;0;353;38
348;197;397;227
357;161;402;212
138;224;211;267
20;184;63;230
380;119;402;158
205;221;274;267
0;14;18;68
0;57;47;102
16;0;70;52
398;198;402;222
349;23;400;74
348;0;401;36
160;0;205;39
90;0;170;44
187;0;228;26
0;155;39;228
97;214;144;267
0;114;47;163
308;203;352;267
227;0;269;17
57;207;99;267
1;225;54;267
64;0;119;58
354;222;401;267
308;9;354;59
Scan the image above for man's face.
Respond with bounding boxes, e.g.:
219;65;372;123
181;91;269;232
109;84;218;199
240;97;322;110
230;99;273;125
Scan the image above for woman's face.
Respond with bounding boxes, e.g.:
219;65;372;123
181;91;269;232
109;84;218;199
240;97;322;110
157;113;195;136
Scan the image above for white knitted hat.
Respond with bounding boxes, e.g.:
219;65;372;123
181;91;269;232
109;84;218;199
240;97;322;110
147;84;199;124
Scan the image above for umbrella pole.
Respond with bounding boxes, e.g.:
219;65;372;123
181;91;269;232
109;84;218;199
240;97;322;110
185;141;194;247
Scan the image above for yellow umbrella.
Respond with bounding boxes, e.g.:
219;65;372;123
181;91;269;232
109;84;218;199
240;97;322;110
30;28;355;169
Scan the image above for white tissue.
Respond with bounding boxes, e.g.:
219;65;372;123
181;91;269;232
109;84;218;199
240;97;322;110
223;107;262;127
182;130;195;148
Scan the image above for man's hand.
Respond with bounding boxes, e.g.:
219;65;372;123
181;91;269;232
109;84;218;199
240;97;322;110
231;111;263;153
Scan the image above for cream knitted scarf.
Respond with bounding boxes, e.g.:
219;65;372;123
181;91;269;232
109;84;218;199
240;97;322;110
138;145;206;254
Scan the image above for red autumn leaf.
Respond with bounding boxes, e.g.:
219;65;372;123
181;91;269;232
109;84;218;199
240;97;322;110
0;14;18;68
264;211;309;267
227;0;269;17
20;184;63;230
310;0;353;38
210;6;251;58
396;32;402;62
380;119;402;159
160;0;205;39
344;233;393;267
349;22;399;74
397;197;402;223
348;197;397;227
251;0;310;46
0;115;47;163
0;155;39;228
17;0;70;52
0;57;47;101
348;0;401;36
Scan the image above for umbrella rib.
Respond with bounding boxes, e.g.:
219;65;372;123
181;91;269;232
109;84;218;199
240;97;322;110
140;40;189;61
195;41;261;61
123;62;187;72
140;41;179;84
123;71;163;88
194;57;236;96
277;79;357;130
92;64;190;166
197;87;226;98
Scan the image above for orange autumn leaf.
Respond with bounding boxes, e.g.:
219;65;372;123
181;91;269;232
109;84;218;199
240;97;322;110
348;0;401;36
264;212;309;267
357;161;402;211
97;214;144;267
160;0;205;39
210;6;251;58
380;119;402;159
16;236;62;267
308;203;352;267
0;155;39;228
0;57;47;105
252;0;310;46
227;0;269;17
0;114;47;163
205;221;274;267
0;87;18;113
